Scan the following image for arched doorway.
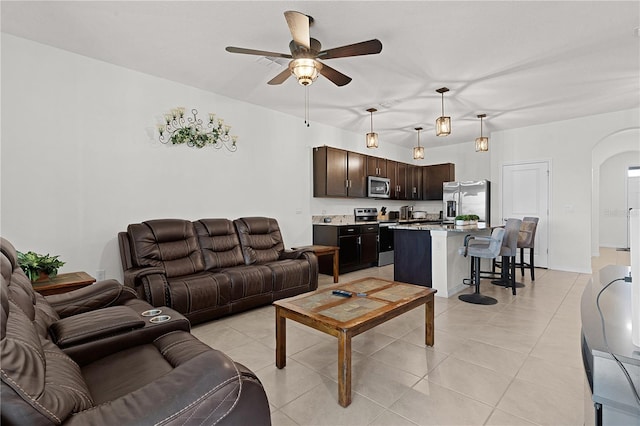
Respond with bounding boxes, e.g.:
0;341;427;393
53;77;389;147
591;128;640;256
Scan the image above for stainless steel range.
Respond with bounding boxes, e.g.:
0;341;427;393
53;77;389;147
354;207;395;266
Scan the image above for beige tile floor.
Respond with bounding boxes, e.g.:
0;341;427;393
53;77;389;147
191;248;630;426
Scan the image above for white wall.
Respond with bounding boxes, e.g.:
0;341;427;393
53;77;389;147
491;109;640;273
0;35;369;281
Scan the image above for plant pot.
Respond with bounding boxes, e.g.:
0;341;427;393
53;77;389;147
455;220;478;226
34;272;50;282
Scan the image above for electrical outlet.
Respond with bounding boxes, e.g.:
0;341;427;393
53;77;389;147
96;270;105;281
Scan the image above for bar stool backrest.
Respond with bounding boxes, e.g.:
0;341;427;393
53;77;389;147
501;218;523;257
518;217;539;248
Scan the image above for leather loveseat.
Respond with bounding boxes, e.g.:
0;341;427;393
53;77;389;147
118;217;318;324
1;237;271;425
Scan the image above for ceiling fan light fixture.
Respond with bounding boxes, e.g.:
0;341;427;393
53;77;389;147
475;114;489;152
366;108;379;148
413;127;425;160
289;58;322;86
435;87;451;136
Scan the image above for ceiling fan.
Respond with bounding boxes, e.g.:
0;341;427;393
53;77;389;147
225;11;382;87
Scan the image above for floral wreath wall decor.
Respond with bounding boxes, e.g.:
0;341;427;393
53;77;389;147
157;107;238;151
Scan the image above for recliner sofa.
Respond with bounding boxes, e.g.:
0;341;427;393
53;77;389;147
1;237;271;425
119;217;318;324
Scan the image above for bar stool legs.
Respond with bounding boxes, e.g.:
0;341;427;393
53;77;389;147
492;255;522;294
520;246;535;281
459;256;498;305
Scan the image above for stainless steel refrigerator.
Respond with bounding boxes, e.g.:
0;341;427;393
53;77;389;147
443;180;491;224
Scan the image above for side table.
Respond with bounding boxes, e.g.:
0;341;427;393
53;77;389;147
31;271;96;296
292;245;340;283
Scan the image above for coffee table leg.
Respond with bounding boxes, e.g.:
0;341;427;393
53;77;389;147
425;296;434;346
338;331;352;407
276;307;286;368
332;250;339;283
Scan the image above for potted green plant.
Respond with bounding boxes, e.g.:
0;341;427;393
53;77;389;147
17;251;65;282
455;214;480;226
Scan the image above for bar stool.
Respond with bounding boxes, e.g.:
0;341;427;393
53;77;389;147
517;217;539;281
458;227;505;305
492;218;522;295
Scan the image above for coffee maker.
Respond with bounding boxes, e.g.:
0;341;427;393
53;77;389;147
399;206;413;220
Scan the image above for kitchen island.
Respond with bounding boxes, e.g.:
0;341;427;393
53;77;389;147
391;223;490;298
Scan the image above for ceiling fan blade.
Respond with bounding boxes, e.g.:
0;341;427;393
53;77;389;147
284;11;310;50
318;62;352;87
317;39;383;59
267;68;292;85
226;46;292;59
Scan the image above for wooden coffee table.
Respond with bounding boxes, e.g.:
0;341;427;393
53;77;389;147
274;277;436;407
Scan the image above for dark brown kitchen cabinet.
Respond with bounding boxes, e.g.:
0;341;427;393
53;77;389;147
387;160;410;200
366;156;387;177
407;165;423;200
313;146;366;197
423;163;455;200
313;224;378;274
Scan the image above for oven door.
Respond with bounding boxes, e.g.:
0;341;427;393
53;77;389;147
368;176;390;198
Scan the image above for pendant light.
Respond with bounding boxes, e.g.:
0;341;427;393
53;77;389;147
435;87;451;136
413;127;425;160
366;108;379;148
475;114;489;152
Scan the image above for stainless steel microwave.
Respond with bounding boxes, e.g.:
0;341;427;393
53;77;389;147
367;176;391;198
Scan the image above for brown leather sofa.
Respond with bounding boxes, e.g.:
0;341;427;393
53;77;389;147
118;217;318;324
1;237;271;425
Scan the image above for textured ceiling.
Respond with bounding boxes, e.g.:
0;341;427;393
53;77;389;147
2;1;639;148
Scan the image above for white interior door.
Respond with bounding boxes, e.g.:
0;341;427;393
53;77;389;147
502;161;550;268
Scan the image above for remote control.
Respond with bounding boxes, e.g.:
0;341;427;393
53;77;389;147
332;290;352;297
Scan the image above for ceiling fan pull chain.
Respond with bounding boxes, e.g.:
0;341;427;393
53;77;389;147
305;85;310;127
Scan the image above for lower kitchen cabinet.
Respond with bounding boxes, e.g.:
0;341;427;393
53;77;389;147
313;224;378;274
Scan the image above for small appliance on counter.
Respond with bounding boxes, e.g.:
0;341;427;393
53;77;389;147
388;211;400;221
399;206;414;220
412;211;428;219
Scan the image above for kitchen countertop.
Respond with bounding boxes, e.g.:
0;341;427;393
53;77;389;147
390;223;489;232
313;219;444;227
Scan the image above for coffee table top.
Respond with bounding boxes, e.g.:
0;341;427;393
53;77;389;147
274;277;436;330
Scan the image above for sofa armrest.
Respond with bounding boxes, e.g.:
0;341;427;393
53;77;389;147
279;248;313;260
140;273;170;307
65;345;271;425
49;306;145;348
45;280;138;318
123;266;165;288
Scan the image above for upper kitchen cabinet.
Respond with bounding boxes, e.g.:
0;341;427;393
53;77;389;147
407;165;423;200
366;156;387;177
313;146;366;198
423;163;455;200
386;160;407;200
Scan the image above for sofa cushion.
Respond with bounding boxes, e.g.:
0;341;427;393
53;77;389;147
166;272;232;315
194;218;245;269
234;217;285;264
264;258;315;292
127;219;204;278
220;264;274;301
